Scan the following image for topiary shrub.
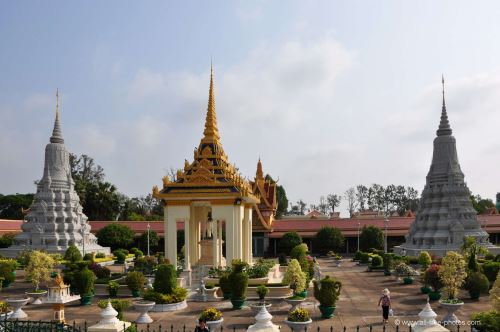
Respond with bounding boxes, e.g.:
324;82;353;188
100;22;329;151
471;310;500;332
359;252;370;264
113;249;128;264
383;253;394;272
370;255;383;268
424;264;443;292
279;232;302;255
75;266;95;296
64;245;82;263
256;285;269;301
282;259;306;294
0;259;17;287
482;262;500;283
219;272;231;298
89;263;111;279
130;247;143;258
313;275;342;307
418;251;432;269
229;260;249;300
278;253;288;266
95;252;106;259
465;271;489;300
125;271;146;293
153;264;177;294
290;243;308;261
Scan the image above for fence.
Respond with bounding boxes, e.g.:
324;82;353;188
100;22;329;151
0;320;476;332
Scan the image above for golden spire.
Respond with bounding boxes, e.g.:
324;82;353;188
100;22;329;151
201;63;221;143
256;158;264;181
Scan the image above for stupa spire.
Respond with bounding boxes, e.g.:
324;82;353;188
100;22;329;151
50;89;64;144
256;158;264;181
202;63;221;143
437;75;452;136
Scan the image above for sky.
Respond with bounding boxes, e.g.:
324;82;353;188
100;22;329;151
1;1;500;217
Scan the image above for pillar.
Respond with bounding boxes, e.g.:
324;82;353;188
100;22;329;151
212;220;219;267
212;205;234;263
165;205;190;267
218;220;223;266
184;218;191;271
246;206;253;264
233;204;244;260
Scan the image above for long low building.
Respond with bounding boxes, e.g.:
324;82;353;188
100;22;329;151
2;213;500;256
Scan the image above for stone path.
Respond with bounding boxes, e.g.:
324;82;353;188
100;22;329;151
0;258;493;331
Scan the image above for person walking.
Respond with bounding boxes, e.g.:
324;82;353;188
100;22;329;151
378;288;391;325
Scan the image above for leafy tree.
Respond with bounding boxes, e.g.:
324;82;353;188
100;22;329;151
96;223;135;251
439;252;467;300
490;271;500;311
0;193;34;220
326;194;342;213
359;225;384;252
279;232;302;255
344;188;358;217
470;195;495;214
25;251;56;291
313;226;344;255
64;245;82;263
282;259;306;293
138;229;159;254
0;233;16;248
289;200;307;216
355;185;368;211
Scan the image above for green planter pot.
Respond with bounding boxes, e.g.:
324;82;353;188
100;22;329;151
223;292;232;300
420;285;432;294
132;290;141;297
428;291;441;301
384;270;391;276
80;294;93;306
296;290;308;298
230;298;246;309
319;305;336;318
1;280;11;288
403;277;414;285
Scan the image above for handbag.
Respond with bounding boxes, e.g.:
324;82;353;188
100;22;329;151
389;308;394;316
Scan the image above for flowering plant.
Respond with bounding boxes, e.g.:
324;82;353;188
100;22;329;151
395;262;418;277
288;308;310;322
199;307;223;321
438;252;467;301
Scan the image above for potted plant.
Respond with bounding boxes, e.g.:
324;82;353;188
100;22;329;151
126;271;146;297
284;308;312;330
6;297;29;319
424;264;443;301
250;285;272;313
98;299;131;320
313;276;342;318
75;265;95;305
438;252;467;325
0;259;17;288
334;254;342;267
219;272;232;300
283;259;307;310
418;251;432;270
24;250;55;304
113;249;128;264
199;307;224;331
0;301;12;320
107;280;120;297
228;260;249;309
395;262;417;284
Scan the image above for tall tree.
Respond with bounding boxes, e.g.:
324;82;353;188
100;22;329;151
313;226;344;254
359;225;384;251
326;194;341;214
356;185;368;211
0;193;34;219
344;188;358;217
470;195;495;214
289;200;307;215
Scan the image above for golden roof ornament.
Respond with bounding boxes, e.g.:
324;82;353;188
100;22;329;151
162;176;170;187
201;63;220;143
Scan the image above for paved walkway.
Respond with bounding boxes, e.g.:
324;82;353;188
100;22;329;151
0;258;493;331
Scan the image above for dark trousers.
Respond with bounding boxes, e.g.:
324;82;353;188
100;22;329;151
382;305;389;319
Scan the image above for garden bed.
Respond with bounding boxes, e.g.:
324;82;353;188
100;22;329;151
150;300;187;312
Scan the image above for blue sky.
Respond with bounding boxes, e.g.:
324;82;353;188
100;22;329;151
2;1;500;215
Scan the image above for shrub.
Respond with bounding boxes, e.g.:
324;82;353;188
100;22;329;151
130;247;144;258
95;252;106;259
125;271;146;292
96;223;135;251
64;245;82;263
290;243;308;261
359;252;370;264
153;264;177;294
383;253;394;272
287;308;310;322
0;259;17;285
219;273;231;295
489;271;500;311
482;262;500;283
418;251;432;269
313;275;341;307
313;226;344;255
359;226;383;252
439;252;467;300
278;253;288;266
404;256;419;264
83;253;95;262
25;251;56;291
279;232;302;255
75;266;95;295
370;255;383;268
199;307;223;322
395;262;418;277
465;272;489;299
89;263;111;279
248;262;271;278
229;261;249;300
424;264;443;292
0;233;15;248
98;299;131;320
143;287;187;304
113;249;128;263
134;256;158;275
354;250;363;261
282;259;306;294
0;301;10;313
256;285;269;300
471;310;500;332
107;281;120;297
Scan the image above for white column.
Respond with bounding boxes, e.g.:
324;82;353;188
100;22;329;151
163;205;169;259
213;205;234;264
234;205;244;260
218;220;223;266
248;207;253;264
212;219;219;267
184;218;191;271
165;206;177;265
242;215;248;263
